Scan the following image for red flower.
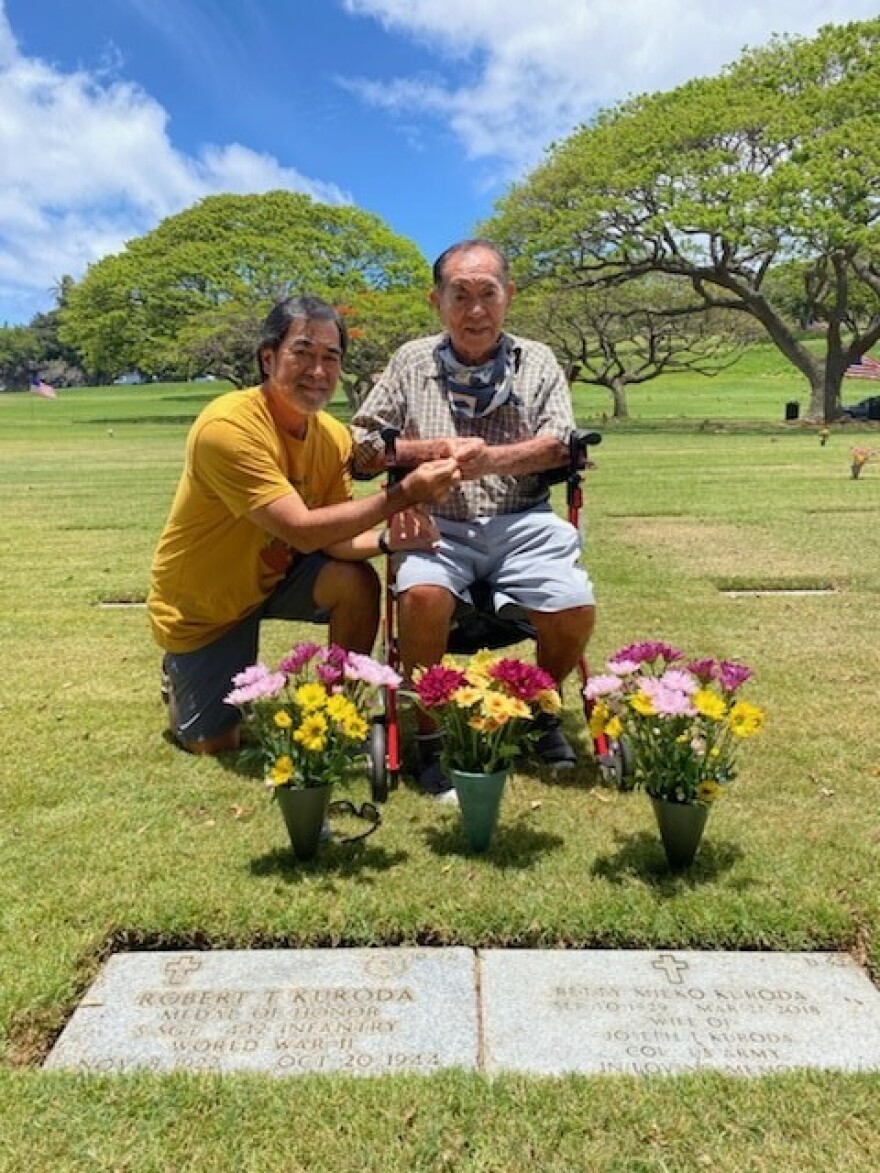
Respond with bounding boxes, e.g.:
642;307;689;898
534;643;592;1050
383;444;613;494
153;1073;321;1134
413;665;468;707
490;658;555;701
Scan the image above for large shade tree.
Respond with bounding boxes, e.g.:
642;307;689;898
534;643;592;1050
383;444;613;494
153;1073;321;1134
485;18;880;422
59;192;430;383
507;277;752;418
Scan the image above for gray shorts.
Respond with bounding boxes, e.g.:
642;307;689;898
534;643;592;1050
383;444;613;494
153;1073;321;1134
394;506;595;615
163;552;332;745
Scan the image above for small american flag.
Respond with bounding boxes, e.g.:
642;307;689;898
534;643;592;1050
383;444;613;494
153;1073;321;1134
844;354;880;381
29;376;57;399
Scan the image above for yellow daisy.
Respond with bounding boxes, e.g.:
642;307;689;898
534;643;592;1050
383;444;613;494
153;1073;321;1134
268;755;294;786
293;713;328;752
728;701;765;738
295;682;328;712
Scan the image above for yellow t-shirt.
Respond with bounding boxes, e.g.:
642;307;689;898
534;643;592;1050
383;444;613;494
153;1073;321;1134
148;387;352;652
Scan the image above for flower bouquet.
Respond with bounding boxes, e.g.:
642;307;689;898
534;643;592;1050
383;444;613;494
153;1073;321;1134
850;446;876;479
585;641;764;866
585;641;764;804
410;650;562;851
225;643;400;858
411;649;562;775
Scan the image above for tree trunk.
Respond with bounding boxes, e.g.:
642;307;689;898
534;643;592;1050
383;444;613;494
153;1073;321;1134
610;379;629;419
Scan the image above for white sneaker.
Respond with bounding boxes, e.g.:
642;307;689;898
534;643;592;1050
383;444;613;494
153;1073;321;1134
431;787;459;807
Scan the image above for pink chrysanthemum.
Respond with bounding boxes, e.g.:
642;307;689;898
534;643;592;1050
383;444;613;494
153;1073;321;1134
224;671;286;706
584;674;623;699
344;653;402;689
230;663;273;687
660;669;699;694
650;686;696;718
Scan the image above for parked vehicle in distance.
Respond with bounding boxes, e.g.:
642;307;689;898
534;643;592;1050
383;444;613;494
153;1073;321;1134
840;396;880;421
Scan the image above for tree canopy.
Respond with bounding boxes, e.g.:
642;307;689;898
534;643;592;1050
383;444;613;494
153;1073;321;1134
59;192;431;384
484;18;880;421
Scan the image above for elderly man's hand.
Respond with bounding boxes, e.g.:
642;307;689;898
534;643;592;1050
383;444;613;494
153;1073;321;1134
447;436;492;479
389;506;440;551
400;457;461;504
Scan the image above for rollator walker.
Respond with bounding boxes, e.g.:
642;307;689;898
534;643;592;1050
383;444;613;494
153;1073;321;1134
365;426;618;801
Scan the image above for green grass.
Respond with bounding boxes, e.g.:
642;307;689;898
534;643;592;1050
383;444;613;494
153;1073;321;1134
1;349;880;1171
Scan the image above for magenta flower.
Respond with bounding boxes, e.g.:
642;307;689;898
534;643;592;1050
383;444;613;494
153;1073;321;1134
685;658;717;682
413;665;468;707
315;645;348;687
719;660;752;692
278;642;321;675
490;658;555;701
610;641;683;667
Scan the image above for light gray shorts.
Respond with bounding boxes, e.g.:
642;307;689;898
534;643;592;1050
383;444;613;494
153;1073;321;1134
394;506;595;614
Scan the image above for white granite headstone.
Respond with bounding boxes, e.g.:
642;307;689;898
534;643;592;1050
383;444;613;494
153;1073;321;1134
480;950;880;1076
45;948;478;1077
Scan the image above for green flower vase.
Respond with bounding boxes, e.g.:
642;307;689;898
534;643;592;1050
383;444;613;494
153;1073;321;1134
650;797;709;870
450;768;508;853
274;782;332;861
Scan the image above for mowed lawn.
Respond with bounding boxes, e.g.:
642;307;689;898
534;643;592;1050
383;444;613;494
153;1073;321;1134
1;348;879;1172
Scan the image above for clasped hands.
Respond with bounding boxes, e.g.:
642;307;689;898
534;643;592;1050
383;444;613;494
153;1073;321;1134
388;438;494;553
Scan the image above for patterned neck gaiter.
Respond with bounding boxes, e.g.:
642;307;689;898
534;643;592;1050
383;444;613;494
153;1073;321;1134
436;335;516;419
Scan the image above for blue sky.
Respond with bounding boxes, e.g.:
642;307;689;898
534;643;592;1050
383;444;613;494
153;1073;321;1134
1;0;877;324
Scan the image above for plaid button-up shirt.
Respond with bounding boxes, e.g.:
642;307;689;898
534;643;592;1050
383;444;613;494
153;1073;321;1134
350;332;575;521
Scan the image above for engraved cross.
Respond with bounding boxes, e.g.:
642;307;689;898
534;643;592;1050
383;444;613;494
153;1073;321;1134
651;954;689;985
164;956;203;985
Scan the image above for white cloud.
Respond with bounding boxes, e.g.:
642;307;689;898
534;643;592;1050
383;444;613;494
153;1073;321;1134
342;0;880;167
0;6;348;324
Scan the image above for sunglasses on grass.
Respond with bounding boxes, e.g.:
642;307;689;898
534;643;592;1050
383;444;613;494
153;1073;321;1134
327;800;381;843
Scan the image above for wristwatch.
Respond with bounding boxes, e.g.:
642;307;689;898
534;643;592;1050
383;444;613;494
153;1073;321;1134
377;530;392;556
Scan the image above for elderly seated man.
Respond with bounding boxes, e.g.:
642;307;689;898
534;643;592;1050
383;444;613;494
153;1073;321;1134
351;239;596;799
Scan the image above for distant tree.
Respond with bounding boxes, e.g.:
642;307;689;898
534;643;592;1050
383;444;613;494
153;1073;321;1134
175;303;264;387
508;277;752;418
0;276;88;389
28;276;87;384
485;18;880;422
339;288;435;406
59;192;430;382
0;325;40;390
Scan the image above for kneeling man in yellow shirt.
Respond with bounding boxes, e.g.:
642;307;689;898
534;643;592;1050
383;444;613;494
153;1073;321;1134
148;294;459;754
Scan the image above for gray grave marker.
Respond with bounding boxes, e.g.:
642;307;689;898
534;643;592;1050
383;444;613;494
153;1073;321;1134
45;948;478;1077
480;949;880;1076
45;948;880;1078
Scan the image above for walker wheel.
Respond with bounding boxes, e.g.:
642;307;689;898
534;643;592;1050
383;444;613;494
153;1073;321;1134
369;719;389;803
598;737;635;790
